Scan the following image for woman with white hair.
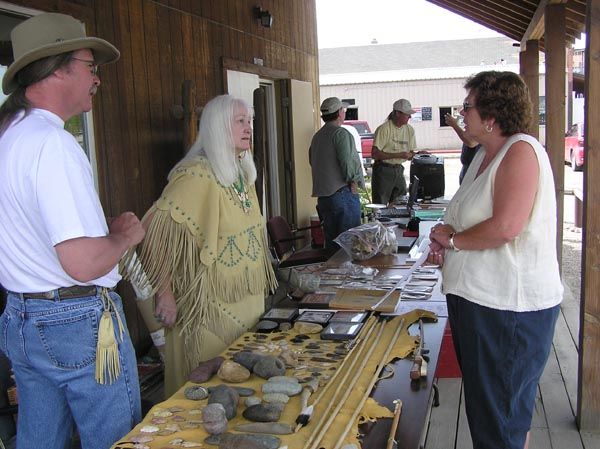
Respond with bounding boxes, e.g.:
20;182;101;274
125;94;277;395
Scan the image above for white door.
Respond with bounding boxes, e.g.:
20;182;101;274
226;70;259;105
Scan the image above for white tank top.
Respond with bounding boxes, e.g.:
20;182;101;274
441;133;563;312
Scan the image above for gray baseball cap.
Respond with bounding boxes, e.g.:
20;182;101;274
393;99;416;115
320;97;349;114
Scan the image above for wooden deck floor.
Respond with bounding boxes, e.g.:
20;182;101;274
424;231;600;449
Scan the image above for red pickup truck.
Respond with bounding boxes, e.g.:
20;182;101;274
343;120;374;167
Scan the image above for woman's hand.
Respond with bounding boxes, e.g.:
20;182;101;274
155;285;178;328
429;223;456;249
428;240;445;266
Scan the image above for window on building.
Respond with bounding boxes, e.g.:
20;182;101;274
539;96;546;126
439;106;464;127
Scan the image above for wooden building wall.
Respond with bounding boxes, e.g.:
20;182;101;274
5;0;319;349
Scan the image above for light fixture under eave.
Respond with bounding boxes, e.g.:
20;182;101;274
253;6;273;28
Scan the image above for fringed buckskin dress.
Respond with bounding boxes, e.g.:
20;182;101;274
124;156;276;395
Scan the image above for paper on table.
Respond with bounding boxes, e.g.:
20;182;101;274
372;245;431;312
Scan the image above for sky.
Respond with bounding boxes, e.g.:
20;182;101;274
316;0;503;48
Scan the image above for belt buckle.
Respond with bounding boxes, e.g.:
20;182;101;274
43;291;54;299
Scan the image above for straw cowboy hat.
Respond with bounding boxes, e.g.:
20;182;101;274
2;12;120;95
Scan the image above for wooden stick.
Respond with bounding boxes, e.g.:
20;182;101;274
300;317;378;447
333;318;406;449
386;399;403;449
304;319;387;449
308;315;377;407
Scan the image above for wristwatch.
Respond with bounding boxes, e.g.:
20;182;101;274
448;233;460;251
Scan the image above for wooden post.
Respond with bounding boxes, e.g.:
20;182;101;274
172;80;199;155
578;0;600;431
545;4;566;265
182;80;198;154
520;40;540;139
253;87;266;213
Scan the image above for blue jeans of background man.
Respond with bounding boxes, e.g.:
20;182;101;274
0;289;141;449
446;293;559;449
317;185;361;251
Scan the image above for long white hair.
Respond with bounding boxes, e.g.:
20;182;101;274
170;94;257;187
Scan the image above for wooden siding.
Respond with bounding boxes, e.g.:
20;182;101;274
5;0;319;349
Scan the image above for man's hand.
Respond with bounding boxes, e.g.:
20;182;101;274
109;211;145;247
55;212;145;282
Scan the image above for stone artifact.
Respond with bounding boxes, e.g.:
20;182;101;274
293;322;323;334
208;384;240;420
202;403;228;435
245;396;262;407
253;355;285;379
233;422;294;435
278;322;292;331
255;320;279;332
278;349;298;368
189;356;224;383
233;350;263;370
231;386;255;397
242;403;284;422
218;432;281;449
131;435;154;443
217;360;251;383
204;433;221;445
262;379;302;396
184;385;209;401
262;393;290;404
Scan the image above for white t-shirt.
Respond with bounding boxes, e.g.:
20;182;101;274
0;108;120;291
341;124;366;176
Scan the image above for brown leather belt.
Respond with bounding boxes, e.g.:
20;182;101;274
11;285;106;300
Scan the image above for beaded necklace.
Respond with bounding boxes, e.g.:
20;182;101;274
232;174;251;213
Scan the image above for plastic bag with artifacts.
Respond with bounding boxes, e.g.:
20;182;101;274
334;222;397;261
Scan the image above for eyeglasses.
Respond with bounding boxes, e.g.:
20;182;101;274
72;57;98;76
462;101;476;111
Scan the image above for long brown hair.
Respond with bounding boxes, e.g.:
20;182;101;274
0;52;74;136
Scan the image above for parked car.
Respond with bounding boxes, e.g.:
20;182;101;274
565;123;584;172
343;120;374;167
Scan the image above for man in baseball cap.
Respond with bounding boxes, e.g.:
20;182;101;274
309;97;364;250
371;98;418;205
0;13;143;449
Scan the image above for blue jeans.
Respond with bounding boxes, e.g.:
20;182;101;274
447;294;559;449
317;186;361;251
0;289;141;449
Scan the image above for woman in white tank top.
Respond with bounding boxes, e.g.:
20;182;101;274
427;71;563;449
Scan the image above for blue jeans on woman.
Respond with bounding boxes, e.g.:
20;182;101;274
0;289;141;449
317;185;361;251
446;293;559;449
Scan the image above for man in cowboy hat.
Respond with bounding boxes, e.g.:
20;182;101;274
0;13;143;449
371;98;418;205
309;97;364;251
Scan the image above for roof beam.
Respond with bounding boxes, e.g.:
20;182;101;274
427;0;525;41
522;0;569;46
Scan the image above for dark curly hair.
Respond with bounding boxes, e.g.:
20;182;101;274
464;71;532;136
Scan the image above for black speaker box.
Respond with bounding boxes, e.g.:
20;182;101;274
410;154;445;200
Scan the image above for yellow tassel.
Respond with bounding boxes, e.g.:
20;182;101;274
95;291;124;385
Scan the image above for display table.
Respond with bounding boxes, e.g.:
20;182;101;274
112;250;446;449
